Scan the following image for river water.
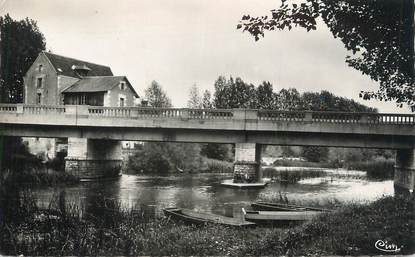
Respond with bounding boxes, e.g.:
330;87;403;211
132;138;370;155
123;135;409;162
31;168;393;218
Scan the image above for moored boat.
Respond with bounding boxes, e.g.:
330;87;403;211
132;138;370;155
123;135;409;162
251;201;332;212
242;208;322;222
163;207;256;227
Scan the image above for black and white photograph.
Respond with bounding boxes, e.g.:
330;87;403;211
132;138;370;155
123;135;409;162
0;0;414;256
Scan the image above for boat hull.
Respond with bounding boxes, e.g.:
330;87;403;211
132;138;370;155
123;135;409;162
251;202;331;212
163;208;256;227
244;210;322;222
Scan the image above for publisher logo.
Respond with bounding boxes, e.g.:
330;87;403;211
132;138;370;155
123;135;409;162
374;240;401;253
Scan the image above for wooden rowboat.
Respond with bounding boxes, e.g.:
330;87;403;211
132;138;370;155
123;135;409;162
242;208;322;222
163;207;256;227
251;201;332;212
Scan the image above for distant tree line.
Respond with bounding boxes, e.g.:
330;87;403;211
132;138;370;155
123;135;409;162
198;75;376;113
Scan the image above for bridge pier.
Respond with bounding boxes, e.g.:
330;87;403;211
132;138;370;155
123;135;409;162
65;138;122;180
233;143;262;183
394;149;415;194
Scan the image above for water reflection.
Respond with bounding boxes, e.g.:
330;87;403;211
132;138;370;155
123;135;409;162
32;170;393;218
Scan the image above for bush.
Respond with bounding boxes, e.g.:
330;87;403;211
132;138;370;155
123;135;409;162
263;167;326;183
125;142;202;174
301;146;329;162
46;151;67;171
201;158;233;173
345;158;394;180
200;143;233;161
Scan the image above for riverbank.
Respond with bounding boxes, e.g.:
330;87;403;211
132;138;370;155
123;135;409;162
0;193;413;256
270;158;394;180
0;168;79;186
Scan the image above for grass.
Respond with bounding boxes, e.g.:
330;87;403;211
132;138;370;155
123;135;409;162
272;159;335;168
1;168;79;186
0;188;413;256
262;167;326;184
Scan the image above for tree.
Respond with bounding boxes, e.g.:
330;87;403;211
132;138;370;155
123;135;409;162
0;137;41;173
187;84;202;108
0;14;46;103
213;76;256;109
200;143;232;161
0;15;45;179
255;81;278;109
238;0;414;109
276;88;301;110
126;142;203;174
300;90;377;112
201;90;213;109
144;80;172;108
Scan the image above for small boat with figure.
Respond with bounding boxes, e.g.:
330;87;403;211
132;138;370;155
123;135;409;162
251;201;332;212
163;207;256;227
242;208;323;222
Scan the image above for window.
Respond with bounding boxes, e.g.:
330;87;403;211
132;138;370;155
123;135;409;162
119;97;125;107
36;77;43;88
38;64;43;72
120;82;126;90
37;93;42;105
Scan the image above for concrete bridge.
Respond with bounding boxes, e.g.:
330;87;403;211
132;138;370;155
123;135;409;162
0;104;414;193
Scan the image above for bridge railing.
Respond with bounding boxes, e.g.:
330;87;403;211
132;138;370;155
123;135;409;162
367;113;415;124
310;112;363;123
258;110;415;124
87;106;234;119
89;106;134;117
0;104;66;114
188;109;233;119
22;105;66;114
0;104;17;112
1;104;414;125
258;110;306;121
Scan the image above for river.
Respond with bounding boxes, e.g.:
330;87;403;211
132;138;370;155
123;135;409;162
31;168;394;218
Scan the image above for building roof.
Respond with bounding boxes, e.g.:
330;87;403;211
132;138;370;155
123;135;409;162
43;52;113;77
62;76;139;97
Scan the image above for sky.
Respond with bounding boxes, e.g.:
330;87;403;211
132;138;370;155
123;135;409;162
1;0;411;112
